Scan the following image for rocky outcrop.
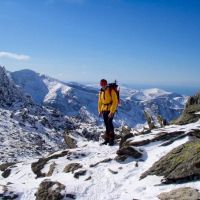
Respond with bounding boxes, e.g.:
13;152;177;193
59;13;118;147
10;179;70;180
158;187;200;200
31;151;70;178
175;91;200;125
35;180;66;200
140;139;200;183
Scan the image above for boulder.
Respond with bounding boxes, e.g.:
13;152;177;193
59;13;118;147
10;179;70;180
2;168;11;178
140;139;200;183
35;180;65;200
63;163;82;173
158;187;200;200
117;146;143;159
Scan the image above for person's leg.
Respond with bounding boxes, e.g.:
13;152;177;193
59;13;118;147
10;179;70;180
107;116;115;145
102;111;110;144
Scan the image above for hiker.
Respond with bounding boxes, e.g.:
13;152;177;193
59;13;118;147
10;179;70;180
98;79;118;146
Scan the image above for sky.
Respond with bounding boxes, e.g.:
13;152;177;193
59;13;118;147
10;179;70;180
0;0;200;87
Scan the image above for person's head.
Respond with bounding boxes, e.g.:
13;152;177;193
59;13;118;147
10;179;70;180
100;79;107;89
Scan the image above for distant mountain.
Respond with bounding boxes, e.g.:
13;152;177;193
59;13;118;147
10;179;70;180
11;69;187;127
0;66;76;163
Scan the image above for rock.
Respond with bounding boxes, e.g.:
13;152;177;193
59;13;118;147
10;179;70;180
0;185;18;200
63;163;82;173
0;162;16;171
66;194;76;199
1;168;11;178
158;187;200;200
175;91;200;125
64;133;77;149
116;145;143;159
120;130;187;148
46;162;56;177
89;158;112;167
74;170;87;179
85;176;92;181
188;129;200;139
119;133;134;148
153;131;185;142
31;150;70;178
108;168;118;174
140;139;200;183
35;180;66;200
114;155;127;162
82;128;100;141
144;111;156;130
121;126;132;135
157;115;168;127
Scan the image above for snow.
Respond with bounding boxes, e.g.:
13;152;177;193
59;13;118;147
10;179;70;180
1;66;199;199
1;121;200;200
10;70;187;127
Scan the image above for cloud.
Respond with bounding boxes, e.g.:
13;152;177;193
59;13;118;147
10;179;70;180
0;51;30;61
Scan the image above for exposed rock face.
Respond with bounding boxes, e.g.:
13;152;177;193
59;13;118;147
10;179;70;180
35;180;66;200
140;139;200;183
158;187;200;200
175;91;200;125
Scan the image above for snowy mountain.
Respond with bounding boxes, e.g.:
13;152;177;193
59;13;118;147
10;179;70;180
1;66;200;200
0;66;77;163
11;69;187;127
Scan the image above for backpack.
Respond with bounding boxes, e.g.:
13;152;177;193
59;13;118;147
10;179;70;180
107;81;120;106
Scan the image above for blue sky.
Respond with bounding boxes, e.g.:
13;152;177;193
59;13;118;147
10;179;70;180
0;0;200;86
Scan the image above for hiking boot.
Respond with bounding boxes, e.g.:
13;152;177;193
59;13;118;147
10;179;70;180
109;140;114;146
101;140;109;145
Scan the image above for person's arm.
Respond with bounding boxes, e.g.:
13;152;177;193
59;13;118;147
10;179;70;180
98;92;102;114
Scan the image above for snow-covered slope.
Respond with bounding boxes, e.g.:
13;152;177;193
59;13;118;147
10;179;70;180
11;69;187;127
1;120;200;200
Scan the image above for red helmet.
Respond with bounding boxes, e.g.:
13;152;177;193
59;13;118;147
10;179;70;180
100;79;107;87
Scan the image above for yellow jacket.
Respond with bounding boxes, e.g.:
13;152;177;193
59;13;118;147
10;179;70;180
98;87;118;113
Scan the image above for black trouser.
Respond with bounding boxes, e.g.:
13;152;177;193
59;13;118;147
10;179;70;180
103;111;114;142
